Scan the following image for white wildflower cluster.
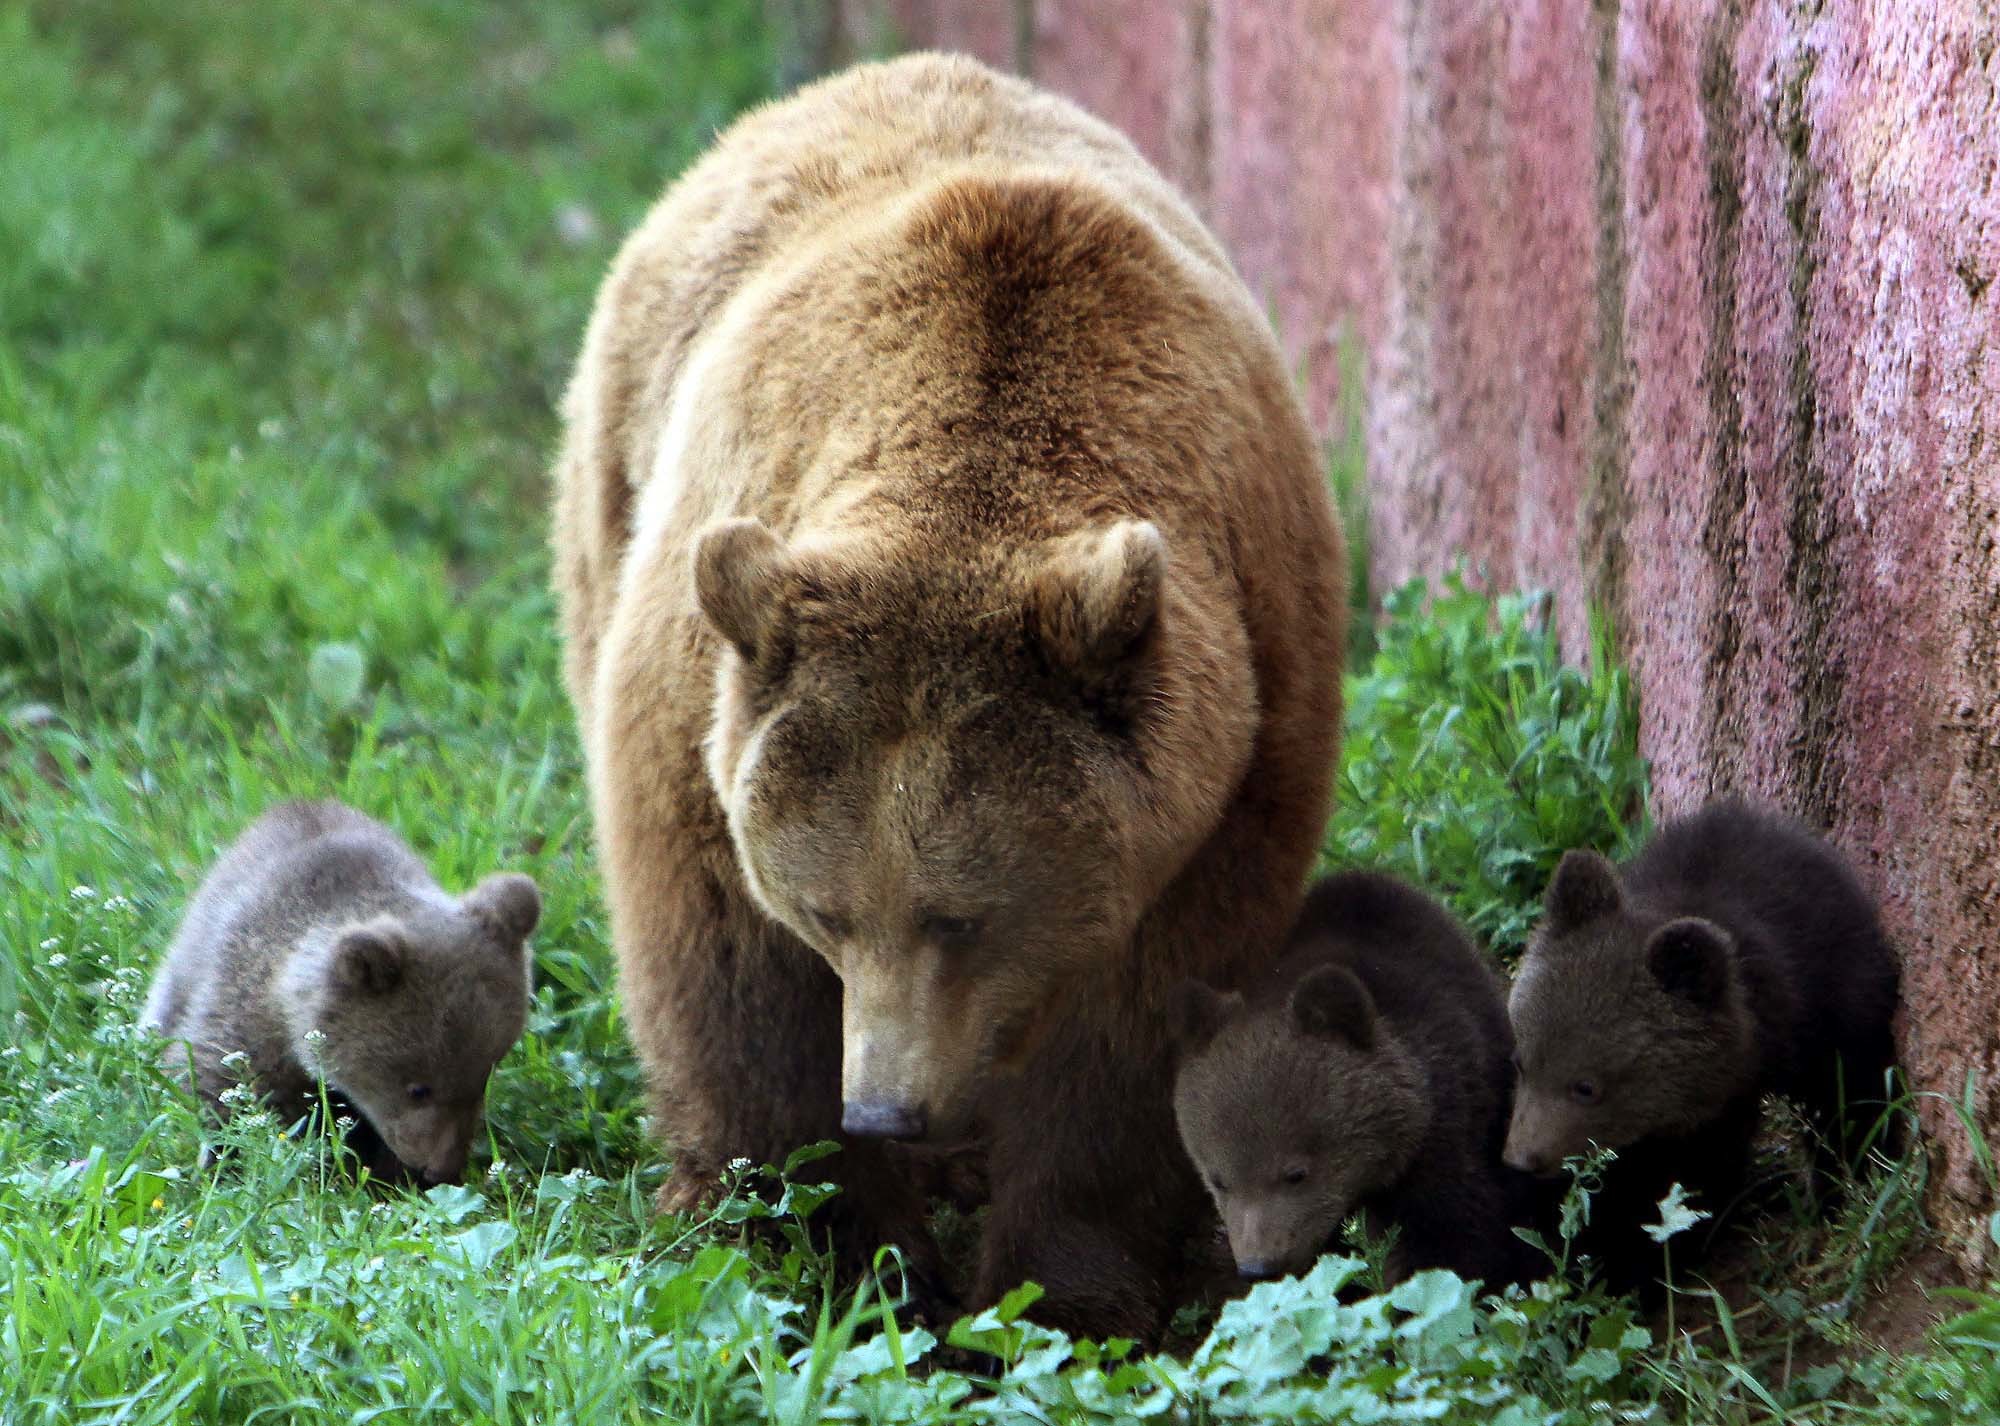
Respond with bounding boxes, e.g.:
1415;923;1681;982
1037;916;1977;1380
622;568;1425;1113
39;938;60;953
486;1158;511;1181
335;1115;356;1131
217;1083;260;1110
217;1049;253;1080
100;895;134;915
727;1156;753;1173
69;885;97;902
98;965;146;1012
45;953;68;970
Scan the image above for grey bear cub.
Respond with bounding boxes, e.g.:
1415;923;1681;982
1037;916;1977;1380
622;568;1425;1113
143;799;539;1185
1172;872;1542;1290
1504;799;1900;1287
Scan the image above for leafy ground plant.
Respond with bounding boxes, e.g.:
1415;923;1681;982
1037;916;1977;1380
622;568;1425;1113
0;2;1985;1421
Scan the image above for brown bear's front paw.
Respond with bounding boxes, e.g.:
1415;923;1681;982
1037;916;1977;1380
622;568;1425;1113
655;1162;724;1217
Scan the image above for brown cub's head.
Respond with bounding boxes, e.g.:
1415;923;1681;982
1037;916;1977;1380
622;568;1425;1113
1504;850;1756;1177
1170;967;1428;1281
282;873;539;1184
695;516;1255;1143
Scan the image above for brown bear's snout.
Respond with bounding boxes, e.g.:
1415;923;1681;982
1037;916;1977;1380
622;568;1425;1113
1235;1258;1280;1282
842;1099;928;1140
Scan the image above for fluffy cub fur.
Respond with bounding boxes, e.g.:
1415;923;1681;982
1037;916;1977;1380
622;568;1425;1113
144;800;539;1184
1172;873;1540;1289
1505;799;1900;1286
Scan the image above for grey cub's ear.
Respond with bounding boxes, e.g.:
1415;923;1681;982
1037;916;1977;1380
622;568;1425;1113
465;873;542;945
333;925;405;996
1646;918;1735;1006
1169;978;1241;1056
694;518;795;664
1289;965;1377;1049
1543;849;1625;934
1027;521;1165;685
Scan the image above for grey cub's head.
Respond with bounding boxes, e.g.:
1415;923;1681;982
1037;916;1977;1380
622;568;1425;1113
283;872;540;1185
1504;849;1756;1176
1171;967;1428;1282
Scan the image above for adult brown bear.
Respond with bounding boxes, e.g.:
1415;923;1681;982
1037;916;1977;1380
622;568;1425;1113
551;52;1345;1338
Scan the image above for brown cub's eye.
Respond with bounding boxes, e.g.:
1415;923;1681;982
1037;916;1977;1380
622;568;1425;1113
408;1084;433;1103
923;914;983;949
1569;1079;1601;1106
1283;1167;1309;1186
1209;1175;1229;1196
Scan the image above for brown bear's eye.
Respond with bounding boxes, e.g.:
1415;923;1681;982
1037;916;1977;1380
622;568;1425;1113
408;1084;433;1103
1209;1175;1229;1196
1569;1079;1601;1106
1283;1166;1309;1186
922;914;983;949
805;906;851;941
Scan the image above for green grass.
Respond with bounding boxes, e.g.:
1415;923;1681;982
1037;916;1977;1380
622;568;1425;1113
0;3;1987;1420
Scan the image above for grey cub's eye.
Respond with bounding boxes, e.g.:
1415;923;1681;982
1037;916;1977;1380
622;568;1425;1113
923;914;983;949
1569;1079;1602;1106
407;1084;433;1103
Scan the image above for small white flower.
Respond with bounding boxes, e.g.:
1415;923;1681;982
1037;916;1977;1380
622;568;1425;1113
69;885;96;902
0;1046;18;1059
101;895;133;914
335;1115;356;1130
727;1156;753;1174
301;1028;329;1054
46;954;67;969
39;938;59;952
217;1050;252;1077
486;1159;510;1180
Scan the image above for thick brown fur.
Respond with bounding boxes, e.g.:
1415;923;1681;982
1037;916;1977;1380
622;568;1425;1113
143;800;539;1185
1173;873;1543;1291
1505;799;1901;1290
550;54;1346;1338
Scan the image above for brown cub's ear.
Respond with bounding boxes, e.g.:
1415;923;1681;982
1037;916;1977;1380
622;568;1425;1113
693;518;796;664
1289;965;1377;1049
464;872;542;945
1169;978;1241;1056
1026;521;1165;691
1542;849;1625;935
1646;918;1735;1006
332;926;405;996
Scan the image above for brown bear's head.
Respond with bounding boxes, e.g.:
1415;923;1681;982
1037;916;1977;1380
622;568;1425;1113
279;873;539;1184
694;515;1254;1142
1170;966;1428;1281
1504;849;1758;1177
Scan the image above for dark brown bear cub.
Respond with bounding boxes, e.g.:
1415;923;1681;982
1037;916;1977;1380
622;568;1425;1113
1172;872;1542;1290
144;800;540;1185
1505;799;1900;1289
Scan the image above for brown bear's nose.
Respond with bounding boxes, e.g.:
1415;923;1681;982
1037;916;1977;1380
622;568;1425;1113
1236;1259;1279;1282
842;1100;927;1140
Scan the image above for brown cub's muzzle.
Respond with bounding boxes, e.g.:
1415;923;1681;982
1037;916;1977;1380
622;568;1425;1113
1502;1092;1575;1178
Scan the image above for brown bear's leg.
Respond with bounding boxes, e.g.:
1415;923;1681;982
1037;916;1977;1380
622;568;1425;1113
974;1015;1202;1342
610;861;950;1307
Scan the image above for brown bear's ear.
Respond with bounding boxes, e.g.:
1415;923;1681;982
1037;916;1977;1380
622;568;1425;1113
1646;917;1735;1006
1169;977;1241;1055
464;872;542;945
1542;849;1625;935
1289;965;1377;1049
693;518;797;664
1025;521;1165;696
332;926;405;996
